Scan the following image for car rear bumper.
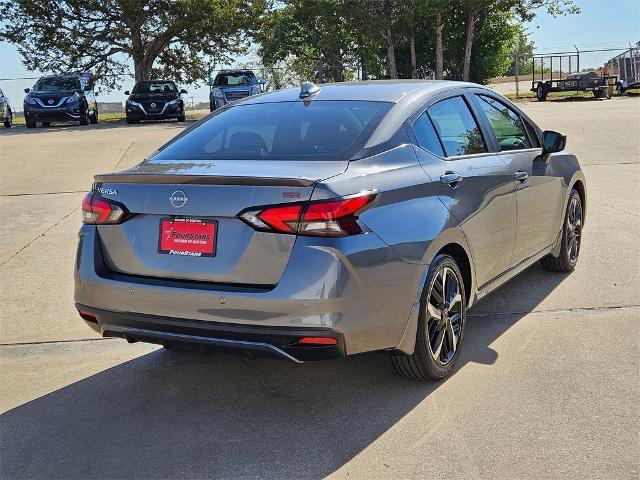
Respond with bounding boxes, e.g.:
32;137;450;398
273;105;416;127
76;304;345;362
74;225;423;357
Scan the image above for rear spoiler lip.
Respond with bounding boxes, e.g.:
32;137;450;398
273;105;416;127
93;173;317;187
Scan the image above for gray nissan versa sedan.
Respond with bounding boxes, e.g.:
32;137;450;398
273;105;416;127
75;80;586;381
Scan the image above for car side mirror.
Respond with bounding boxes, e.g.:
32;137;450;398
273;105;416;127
24;88;30;93
542;130;566;154
124;91;130;95
180;89;187;94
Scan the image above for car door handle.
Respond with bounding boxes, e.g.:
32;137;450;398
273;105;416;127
440;171;463;188
514;170;529;182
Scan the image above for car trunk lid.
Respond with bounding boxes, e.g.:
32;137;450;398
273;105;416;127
93;159;347;285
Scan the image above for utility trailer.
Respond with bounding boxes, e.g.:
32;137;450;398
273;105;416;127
530;52;617;101
604;47;640;94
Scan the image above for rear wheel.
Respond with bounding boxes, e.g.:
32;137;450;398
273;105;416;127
391;254;466;381
177;114;186;122
536;83;548;101
26;119;37;128
90;108;98;124
541;188;583;272
126;117;138;124
3;110;12;128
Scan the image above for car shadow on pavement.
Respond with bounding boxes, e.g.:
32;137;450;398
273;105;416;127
0;265;570;480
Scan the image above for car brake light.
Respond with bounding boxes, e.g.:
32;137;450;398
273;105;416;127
81;192;127;224
240;193;376;237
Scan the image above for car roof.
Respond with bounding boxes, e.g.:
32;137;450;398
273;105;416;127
241;79;467;104
217;70;255;75
135;80;176;83
237;79;480;148
40;74;80;79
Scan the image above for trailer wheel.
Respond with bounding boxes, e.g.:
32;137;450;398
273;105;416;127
536;83;547;102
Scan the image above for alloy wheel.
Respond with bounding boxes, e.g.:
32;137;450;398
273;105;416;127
566;195;582;263
425;266;463;366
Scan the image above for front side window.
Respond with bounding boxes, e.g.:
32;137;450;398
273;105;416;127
132;81;177;94
427;96;487;157
33;77;81;92
153;100;392;161
476;95;532;151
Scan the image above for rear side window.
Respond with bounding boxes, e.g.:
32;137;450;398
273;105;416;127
476;95;532;151
427;96;487;157
153;100;391;161
412;112;445;157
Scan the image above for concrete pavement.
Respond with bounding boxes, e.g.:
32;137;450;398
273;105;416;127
0;98;638;479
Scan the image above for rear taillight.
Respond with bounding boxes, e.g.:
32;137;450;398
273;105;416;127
81;192;127;224
240;192;376;237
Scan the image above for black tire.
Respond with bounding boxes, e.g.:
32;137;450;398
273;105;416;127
90;108;98;124
42;122;51;127
26;119;37;128
391;254;467;381
126;118;138;124
177;114;186;122
536;83;548;102
541;188;583;273
3;114;11;128
593;89;605;99
79;106;89;125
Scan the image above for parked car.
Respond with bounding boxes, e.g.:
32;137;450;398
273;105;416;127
124;80;187;124
208;69;266;111
23;74;98;127
0;87;12;128
75;80;586;381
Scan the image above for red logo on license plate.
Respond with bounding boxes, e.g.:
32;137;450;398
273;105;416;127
159;218;216;257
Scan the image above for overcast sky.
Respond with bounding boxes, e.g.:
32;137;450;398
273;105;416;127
1;0;638;106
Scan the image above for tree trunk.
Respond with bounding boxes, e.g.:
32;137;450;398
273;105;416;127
462;5;476;81
435;11;443;80
384;0;397;79
410;27;417;79
133;56;149;82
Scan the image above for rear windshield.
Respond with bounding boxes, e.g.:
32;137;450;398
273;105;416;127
214;73;257;86
132;81;177;94
152;101;392;161
33;77;80;92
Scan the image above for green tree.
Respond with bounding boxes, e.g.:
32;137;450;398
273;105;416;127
460;0;580;81
0;0;268;88
258;0;358;82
